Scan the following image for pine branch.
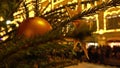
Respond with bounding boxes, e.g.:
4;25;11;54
0;38;73;67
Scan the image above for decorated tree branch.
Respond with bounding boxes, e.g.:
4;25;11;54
0;0;120;68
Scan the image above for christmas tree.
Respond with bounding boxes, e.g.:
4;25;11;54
0;0;120;68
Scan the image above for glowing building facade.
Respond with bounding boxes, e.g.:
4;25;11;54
79;0;120;46
51;0;120;46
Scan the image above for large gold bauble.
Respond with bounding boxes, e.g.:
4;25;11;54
18;17;52;38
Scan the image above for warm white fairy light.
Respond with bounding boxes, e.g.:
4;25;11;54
1;35;9;41
68;2;72;4
6;20;12;24
99;29;105;35
0;32;3;36
8;28;12;32
0;16;4;21
29;11;35;17
87;3;91;9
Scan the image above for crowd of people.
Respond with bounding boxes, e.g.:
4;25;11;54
75;45;120;66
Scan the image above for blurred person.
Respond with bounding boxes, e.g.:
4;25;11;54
88;46;98;63
96;47;104;64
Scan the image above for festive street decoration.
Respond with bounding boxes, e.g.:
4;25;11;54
18;17;52;38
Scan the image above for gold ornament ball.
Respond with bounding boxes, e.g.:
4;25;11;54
18;17;52;38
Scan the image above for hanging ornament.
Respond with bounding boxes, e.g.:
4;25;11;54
18;17;52;38
72;19;91;60
73;20;90;34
